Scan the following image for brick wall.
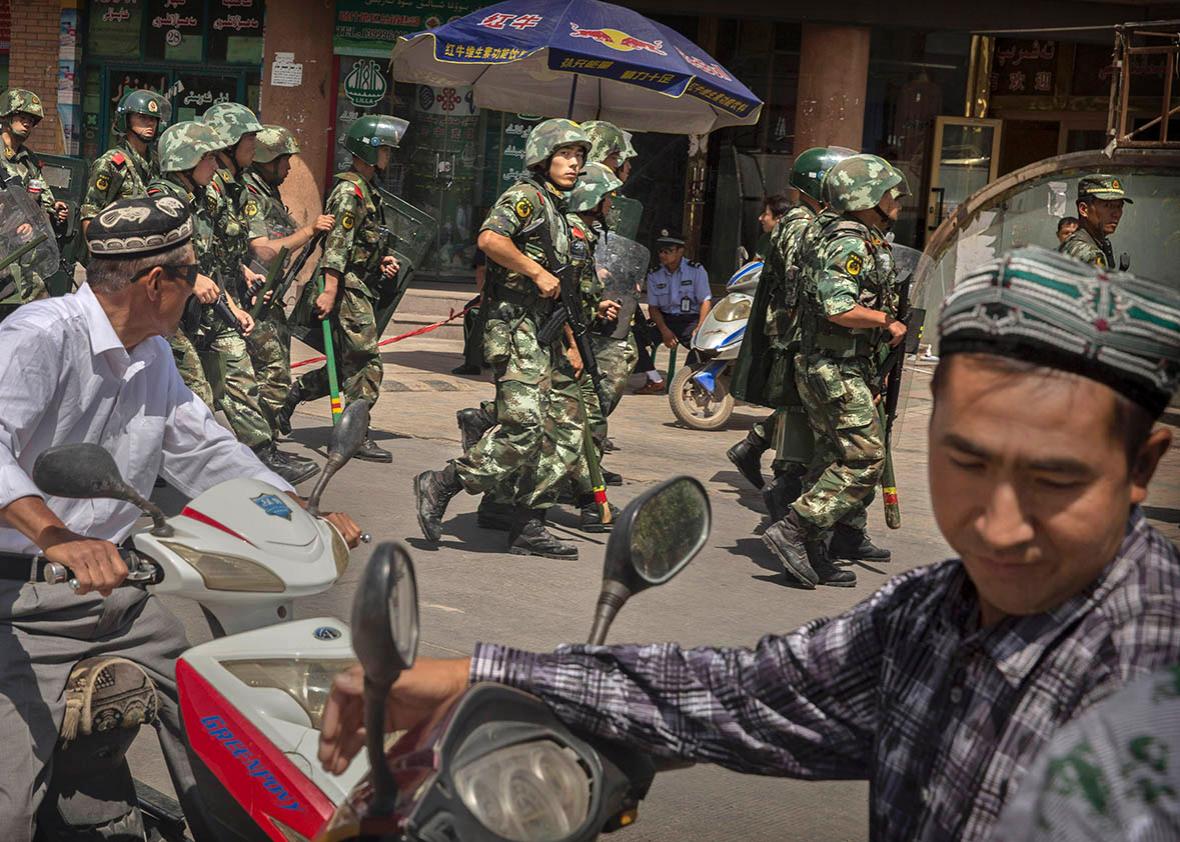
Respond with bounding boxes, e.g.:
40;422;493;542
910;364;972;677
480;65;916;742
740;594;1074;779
8;0;62;154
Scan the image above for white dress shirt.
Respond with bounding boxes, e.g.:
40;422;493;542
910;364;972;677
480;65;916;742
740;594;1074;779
0;283;293;554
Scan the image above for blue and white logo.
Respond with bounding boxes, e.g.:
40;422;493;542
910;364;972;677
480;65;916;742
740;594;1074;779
251;493;292;521
314;626;342;641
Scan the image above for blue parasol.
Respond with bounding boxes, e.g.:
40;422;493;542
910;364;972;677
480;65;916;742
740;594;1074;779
391;0;762;134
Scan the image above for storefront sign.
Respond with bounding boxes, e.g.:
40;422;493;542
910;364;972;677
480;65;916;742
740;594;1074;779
344;58;388;108
1071;42;1168;98
210;0;263;63
334;0;481;58
147;0;203;61
87;0;143;59
990;38;1057;96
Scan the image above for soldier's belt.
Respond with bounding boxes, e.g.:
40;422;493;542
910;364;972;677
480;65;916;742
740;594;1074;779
489;284;548;313
812;332;876;358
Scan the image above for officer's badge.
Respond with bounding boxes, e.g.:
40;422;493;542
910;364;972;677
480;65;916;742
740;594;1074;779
95;174;110;192
245;201;258;217
251;493;293;521
514;198;532;219
1111;178;1122;190
148;99;159;113
845;254;863;276
3;147;13;160
341;212;355;230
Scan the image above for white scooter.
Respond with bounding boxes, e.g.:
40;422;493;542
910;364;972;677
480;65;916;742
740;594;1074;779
31;402;375;841
668;259;761;431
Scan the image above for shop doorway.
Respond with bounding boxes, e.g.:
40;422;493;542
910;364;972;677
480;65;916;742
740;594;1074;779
926;116;1002;234
999;119;1059;176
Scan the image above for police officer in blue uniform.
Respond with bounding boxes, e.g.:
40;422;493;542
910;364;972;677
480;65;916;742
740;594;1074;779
634;229;712;393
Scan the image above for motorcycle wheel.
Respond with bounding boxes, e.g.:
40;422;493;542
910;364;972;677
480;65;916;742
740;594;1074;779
669;366;734;431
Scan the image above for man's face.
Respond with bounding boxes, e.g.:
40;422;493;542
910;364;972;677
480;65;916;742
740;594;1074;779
192;152;219;187
758;204;779;233
1080;197;1124;237
260;155;291;187
877;190;903;223
144;247;197;336
618;158;632;184
375;145;392;172
129;113;160;142
928;355;1151;624
8;111;39;141
234;132;257;169
658;245;684;269
1056;221;1078;244
548;145;585;190
602;151;621;173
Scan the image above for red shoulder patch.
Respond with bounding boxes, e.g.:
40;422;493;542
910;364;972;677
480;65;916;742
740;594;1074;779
354;184;364;199
210;181;222;194
246;184;260;195
111;152;126;167
571;227;586;240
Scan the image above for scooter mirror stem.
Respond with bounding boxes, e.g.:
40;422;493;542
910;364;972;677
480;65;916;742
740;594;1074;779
364;674;400;816
127;488;174;537
587;580;632;646
304;454;345;518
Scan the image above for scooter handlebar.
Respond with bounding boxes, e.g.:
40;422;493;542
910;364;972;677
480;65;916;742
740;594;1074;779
41;551;163;589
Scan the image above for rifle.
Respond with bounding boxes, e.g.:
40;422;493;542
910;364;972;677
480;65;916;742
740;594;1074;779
212;289;248;340
878;279;925;530
247;246;291;319
269;234;325;318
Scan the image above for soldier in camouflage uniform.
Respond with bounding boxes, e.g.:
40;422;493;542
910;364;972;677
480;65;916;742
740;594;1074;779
277;114;407;462
80;89;170;231
0;89;69;309
242;125;335;437
415;119;592;558
762;154;909;589
1059;174;1131;270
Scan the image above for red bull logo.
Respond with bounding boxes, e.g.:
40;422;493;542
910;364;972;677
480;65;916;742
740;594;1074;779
568;23;666;56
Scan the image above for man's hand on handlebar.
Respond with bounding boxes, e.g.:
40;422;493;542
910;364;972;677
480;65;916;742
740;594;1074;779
324;512;363;548
41;526;128;596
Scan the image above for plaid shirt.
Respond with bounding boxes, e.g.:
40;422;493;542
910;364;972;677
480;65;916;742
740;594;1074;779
471;509;1180;841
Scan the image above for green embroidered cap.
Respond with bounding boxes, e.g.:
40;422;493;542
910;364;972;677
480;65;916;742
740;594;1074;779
938;246;1180;416
1078;173;1133;203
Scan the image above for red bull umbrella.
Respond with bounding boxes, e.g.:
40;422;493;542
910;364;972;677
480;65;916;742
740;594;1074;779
392;0;762;133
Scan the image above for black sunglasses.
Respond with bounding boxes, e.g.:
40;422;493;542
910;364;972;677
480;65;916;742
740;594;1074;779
131;263;200;286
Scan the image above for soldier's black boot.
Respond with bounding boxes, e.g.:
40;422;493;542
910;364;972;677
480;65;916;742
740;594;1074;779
727;429;770;489
762;472;804;525
829;523;892;562
476;496;514;531
275;380;306;437
761;510;819;588
457;406;496;452
355;433;393;463
414;464;462;544
600;468;623;486
508;510;579;560
576;495;621;533
256;444;318;486
811;537;857;588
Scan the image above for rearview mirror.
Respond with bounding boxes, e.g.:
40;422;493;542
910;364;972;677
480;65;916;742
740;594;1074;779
350;542;419;814
306;400;371;516
33;443;173;536
588;476;710;645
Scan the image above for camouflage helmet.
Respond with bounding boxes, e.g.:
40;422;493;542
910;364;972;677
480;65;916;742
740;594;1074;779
582;120;637;166
790;146;855;203
253;125;300;164
1;89;45;121
114;89;171;135
567;162;623;213
158;121;228;173
344;114;407;165
203;102;263;148
822;153;906;213
524;119;592;169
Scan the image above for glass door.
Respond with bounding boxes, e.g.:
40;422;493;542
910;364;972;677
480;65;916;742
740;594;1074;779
926;116;1003;232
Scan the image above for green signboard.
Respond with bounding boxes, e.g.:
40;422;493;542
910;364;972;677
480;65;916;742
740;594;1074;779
334;0;481;58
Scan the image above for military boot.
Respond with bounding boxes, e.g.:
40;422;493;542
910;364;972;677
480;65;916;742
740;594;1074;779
727;429;770;489
600;468;623;486
476;496;514;531
355;434;393;464
457;406;496;452
576;495;621;533
508;510;578;560
761;510;819;588
810;538;857;588
829;523;892;562
256;444;318;486
274;380;306;437
414;464;463;543
272;446;320;478
762;472;804;525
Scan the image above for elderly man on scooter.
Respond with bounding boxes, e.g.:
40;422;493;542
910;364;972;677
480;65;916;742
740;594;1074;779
320;247;1180;842
0;196;362;840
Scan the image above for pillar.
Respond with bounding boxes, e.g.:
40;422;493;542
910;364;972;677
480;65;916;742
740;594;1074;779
9;0;64;154
793;24;870;152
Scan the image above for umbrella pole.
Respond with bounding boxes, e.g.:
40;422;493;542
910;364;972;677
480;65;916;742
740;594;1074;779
567;73;579;119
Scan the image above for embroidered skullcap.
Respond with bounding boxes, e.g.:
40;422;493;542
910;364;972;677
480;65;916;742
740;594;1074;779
86;196;193;258
938;246;1180;417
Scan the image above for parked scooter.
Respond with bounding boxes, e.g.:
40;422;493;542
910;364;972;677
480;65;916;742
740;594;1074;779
316;475;712;841
668;260;760;431
30;401;374;842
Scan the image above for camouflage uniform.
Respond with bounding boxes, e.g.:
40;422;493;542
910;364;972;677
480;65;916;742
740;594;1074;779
1059;226;1115;269
1;90;57;304
292;171;386;407
80;141;157;221
453;177;581;509
242;166;296;431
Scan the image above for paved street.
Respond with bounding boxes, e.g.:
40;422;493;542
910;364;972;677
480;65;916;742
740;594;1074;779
131;332;1180;840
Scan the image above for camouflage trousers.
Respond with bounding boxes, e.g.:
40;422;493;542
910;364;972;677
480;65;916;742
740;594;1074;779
198;327;273;451
550;363;604;499
589;332;638;418
168;331;215;409
247;304;291;435
790;353;884;533
453;310;581;510
296;286;381;408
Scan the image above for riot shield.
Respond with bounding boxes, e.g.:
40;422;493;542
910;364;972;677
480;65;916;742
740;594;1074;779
0;186;62;306
596;231;650;340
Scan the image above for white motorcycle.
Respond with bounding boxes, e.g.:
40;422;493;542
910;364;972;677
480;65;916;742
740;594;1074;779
668;259;761;431
31;401;375;841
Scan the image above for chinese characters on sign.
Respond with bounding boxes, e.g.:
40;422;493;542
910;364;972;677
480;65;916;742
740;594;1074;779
990;38;1057;96
334;0;481;58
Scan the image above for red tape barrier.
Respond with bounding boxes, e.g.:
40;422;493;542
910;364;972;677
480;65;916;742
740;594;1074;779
290;303;472;370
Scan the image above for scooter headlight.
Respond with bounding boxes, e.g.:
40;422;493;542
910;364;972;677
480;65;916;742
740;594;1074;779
453;740;592;842
710;296;751;322
160;541;286;593
221;658;356;730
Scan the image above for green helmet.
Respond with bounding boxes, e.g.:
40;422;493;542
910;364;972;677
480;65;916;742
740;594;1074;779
114;89;171;135
344;115;408;165
524;119;592;169
158;121;228;173
822;153;905;213
1;89;45;120
567;162;623;213
203;102;263;148
790;146;855;203
582;120;636;166
253;125;300;164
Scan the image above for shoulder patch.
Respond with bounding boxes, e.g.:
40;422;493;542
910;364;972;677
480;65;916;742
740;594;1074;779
147;187;162;196
111;152;126;167
845;254;864;276
244;200;258;217
514;197;533;220
246;183;260;195
354;184;364;199
571;225;585;239
341;211;355;230
95;174;110;192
